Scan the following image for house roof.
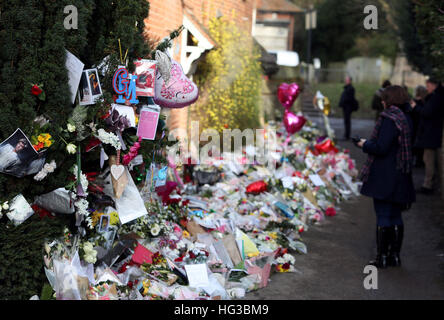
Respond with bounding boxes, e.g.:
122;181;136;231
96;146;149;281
183;9;217;48
257;0;304;13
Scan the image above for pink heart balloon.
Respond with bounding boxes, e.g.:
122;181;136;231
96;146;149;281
277;83;301;109
283;110;306;135
154;60;199;108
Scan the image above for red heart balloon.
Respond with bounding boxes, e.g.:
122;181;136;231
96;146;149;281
246;181;268;194
315;139;339;154
277;83;301;109
283;110;306;135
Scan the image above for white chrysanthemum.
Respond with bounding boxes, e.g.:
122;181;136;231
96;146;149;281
97;128;121;150
34;160;57;181
75;198;89;217
2;202;9;210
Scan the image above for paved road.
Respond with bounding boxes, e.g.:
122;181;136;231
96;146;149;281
247;116;444;300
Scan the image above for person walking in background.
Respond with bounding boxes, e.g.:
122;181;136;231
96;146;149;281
339;76;359;140
371;80;391;121
411;86;428;167
357;85;415;269
411;78;444;194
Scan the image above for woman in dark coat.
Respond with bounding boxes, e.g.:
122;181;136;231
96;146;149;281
357;85;415;268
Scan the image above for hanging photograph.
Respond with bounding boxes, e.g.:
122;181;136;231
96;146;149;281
78;68;102;105
0;128;46;178
134;59;157;97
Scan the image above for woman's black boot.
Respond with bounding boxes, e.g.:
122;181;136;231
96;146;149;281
388;225;404;267
369;226;390;269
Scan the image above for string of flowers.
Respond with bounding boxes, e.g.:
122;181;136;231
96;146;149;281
97;128;122;150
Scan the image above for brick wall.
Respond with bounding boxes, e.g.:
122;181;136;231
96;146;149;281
145;0;255;60
145;0;256;133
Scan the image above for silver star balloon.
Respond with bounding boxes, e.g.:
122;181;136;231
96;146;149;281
155;50;172;85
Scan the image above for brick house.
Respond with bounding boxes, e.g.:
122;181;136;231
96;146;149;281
144;0;256;133
253;0;304;52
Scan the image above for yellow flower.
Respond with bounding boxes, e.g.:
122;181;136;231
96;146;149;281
182;230;190;239
268;232;278;240
91;211;104;227
109;211;120;225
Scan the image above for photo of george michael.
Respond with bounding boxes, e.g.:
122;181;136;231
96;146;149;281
0;129;42;177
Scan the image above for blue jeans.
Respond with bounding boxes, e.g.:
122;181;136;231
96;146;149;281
373;198;404;227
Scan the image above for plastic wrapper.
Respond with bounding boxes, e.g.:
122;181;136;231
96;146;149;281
34;188;75;214
6;194;34;226
103;168;148;224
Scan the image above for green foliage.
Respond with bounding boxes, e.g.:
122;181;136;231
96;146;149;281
390;0;443;79
0;215;70;300
311;0;398;64
192;18;262;133
412;0;444;79
0;0;160;300
391;0;430;75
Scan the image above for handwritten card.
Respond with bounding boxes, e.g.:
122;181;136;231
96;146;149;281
309;174;326;187
184;264;209;288
137;105;160;140
65;50;84;104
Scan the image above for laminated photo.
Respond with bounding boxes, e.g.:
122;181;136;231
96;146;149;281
98;214;110;233
134;59;157;97
78;68;102;105
0;128;46;178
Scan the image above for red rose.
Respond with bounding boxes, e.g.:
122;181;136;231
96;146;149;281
282;263;290;270
189;251;196;259
325;207;337;217
31;84;42;96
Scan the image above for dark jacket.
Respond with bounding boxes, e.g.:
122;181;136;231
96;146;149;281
339;84;357;113
360;104;416;204
410;98;425;143
414;85;444;149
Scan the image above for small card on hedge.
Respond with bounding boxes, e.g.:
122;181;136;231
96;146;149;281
137;105;160;140
6;194;34;225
